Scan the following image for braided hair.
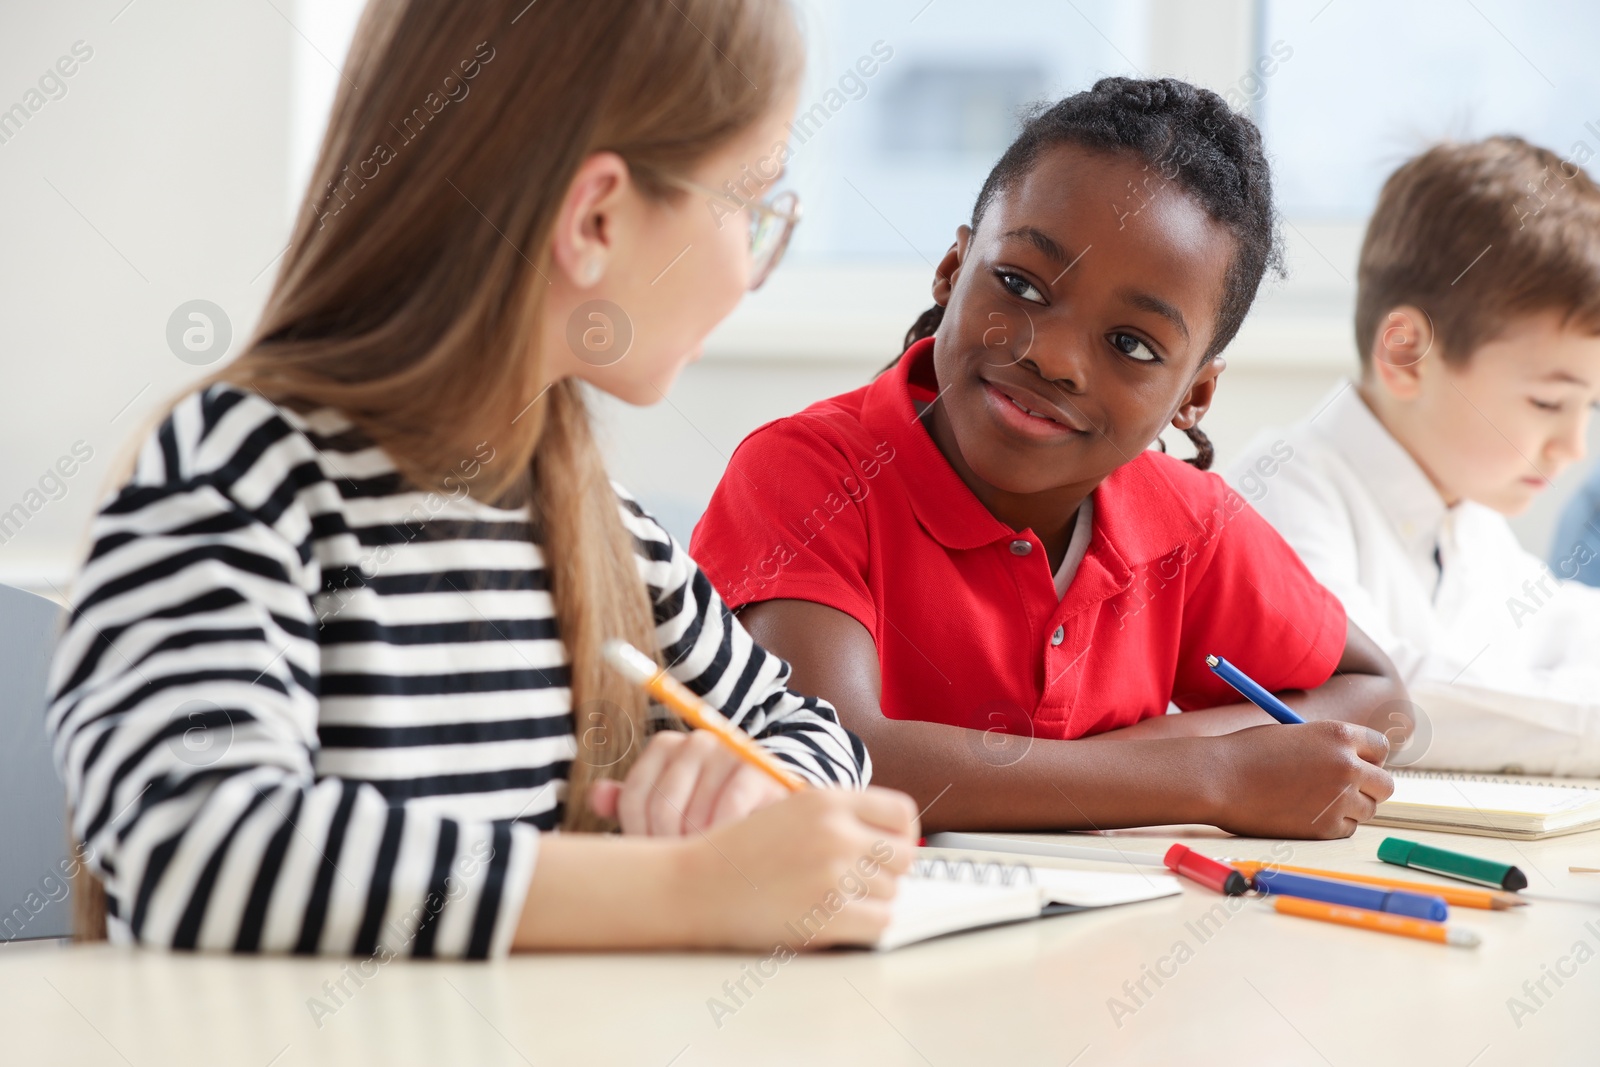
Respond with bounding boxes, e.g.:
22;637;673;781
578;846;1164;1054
901;77;1283;469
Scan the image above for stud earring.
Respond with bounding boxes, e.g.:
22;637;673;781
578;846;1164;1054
579;256;604;286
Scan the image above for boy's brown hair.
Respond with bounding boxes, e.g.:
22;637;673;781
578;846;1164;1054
1355;135;1600;366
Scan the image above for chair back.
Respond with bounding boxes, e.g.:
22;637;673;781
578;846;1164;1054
0;583;71;942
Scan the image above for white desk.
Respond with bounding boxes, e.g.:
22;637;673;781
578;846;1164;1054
3;824;1597;1066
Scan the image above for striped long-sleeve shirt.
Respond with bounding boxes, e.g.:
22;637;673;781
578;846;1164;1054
47;384;868;959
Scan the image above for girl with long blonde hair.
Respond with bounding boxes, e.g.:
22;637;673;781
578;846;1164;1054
49;0;915;957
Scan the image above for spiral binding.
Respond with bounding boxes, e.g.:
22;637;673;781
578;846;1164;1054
1394;768;1597;791
911;855;1035;887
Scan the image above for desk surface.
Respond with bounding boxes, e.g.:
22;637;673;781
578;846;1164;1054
3;824;1597;1067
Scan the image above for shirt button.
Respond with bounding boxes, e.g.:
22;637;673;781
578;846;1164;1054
1050;626;1065;646
1009;539;1032;556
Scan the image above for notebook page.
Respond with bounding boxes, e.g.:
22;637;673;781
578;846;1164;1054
876;877;1046;951
911;853;1180;907
1395;769;1600;791
1381;777;1600;833
1028;868;1180;908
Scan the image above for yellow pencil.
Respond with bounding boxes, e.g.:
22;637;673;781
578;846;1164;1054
601;639;807;793
1228;860;1523;911
1270;895;1480;947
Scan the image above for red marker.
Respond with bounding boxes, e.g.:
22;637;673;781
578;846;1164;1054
1164;844;1248;896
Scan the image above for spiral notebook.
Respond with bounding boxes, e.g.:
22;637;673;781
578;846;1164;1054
876;853;1180;950
1371;770;1600;840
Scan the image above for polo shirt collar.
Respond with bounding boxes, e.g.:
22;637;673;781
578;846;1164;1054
1309;381;1448;558
860;337;1207;567
862;338;1011;550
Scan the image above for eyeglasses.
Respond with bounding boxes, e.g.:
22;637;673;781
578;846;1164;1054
645;170;802;290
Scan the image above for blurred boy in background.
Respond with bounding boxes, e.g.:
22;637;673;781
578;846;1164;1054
1230;136;1600;776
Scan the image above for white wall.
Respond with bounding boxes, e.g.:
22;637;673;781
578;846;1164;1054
0;1;290;594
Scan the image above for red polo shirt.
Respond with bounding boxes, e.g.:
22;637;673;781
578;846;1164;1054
689;338;1346;740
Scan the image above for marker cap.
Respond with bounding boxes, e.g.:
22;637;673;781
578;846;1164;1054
1378;890;1448;922
1164;844;1248;896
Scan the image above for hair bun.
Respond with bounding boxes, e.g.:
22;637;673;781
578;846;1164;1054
1102;76;1208;115
1119;80;1158;109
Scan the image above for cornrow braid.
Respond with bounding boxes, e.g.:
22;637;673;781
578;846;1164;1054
1183;425;1214;470
902;304;945;353
1151;425;1216;470
899;76;1283;470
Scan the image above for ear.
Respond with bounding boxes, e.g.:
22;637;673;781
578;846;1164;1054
931;225;973;308
550;151;631;289
1366;305;1434;400
1171;355;1226;430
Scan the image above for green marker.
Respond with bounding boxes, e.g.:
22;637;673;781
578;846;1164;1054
1378;837;1528;891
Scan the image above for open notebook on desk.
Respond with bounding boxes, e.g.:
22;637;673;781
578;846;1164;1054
876;852;1180;951
1372;770;1600;840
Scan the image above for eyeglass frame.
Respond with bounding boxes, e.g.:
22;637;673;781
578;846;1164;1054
634;166;802;290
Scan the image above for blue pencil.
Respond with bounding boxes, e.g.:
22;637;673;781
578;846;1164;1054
1205;654;1306;724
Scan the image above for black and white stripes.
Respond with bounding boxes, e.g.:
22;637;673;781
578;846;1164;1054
47;384;867;959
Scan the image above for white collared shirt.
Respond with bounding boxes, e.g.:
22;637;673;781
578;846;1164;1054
1053;498;1095;599
1226;381;1600;775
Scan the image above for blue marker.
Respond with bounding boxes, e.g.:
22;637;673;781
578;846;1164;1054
1252;868;1448;922
1205;654;1305;724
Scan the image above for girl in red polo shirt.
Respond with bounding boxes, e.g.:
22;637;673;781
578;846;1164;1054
690;77;1409;840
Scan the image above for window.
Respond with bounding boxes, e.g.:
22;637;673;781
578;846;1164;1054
275;0;1597;551
285;0;1155;265
781;0;1149;263
1259;0;1600;219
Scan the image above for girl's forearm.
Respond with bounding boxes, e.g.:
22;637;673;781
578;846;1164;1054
515;789;920;953
849;707;1397;839
514;835;701;950
847;716;1224;832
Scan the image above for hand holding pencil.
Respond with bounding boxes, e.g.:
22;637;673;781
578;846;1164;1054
603;640;809;792
595;641;920;948
586;640;806;835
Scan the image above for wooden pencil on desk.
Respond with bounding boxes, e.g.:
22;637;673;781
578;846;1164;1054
1270;896;1482;948
601;639;808;793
